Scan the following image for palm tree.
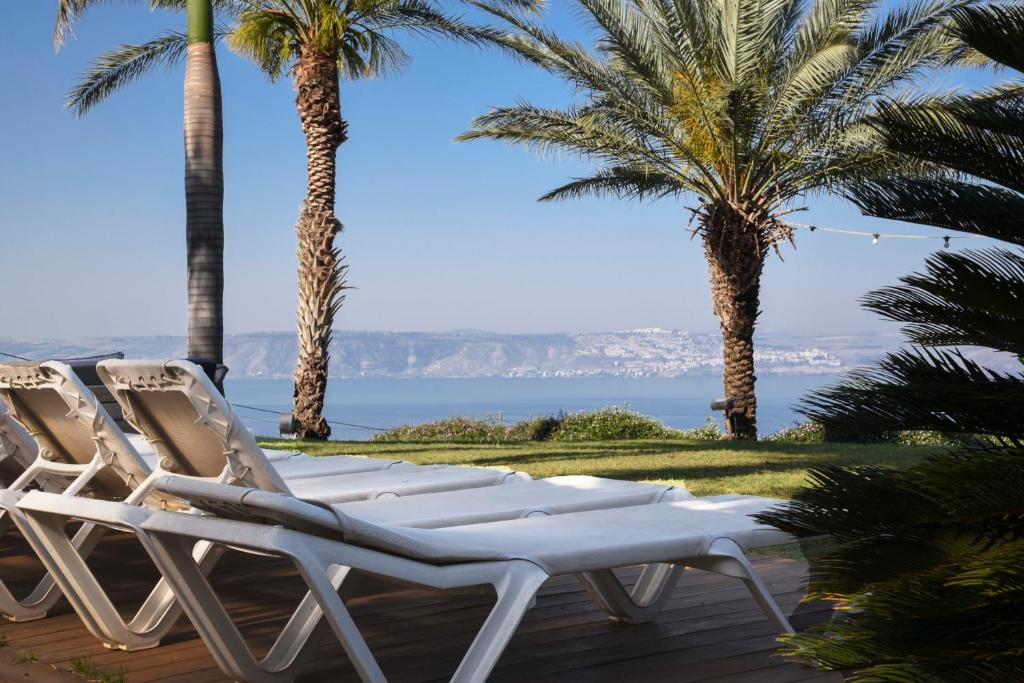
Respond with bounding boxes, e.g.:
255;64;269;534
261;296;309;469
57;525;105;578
57;0;226;374
757;5;1024;679
229;0;534;438
53;0;537;439
462;0;971;438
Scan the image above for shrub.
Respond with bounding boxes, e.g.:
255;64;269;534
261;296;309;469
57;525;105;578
373;406;710;442
766;420;827;443
894;430;956;447
373;416;509;443
505;415;561;441
767;420;956;447
677;416;722;440
549;406;679;441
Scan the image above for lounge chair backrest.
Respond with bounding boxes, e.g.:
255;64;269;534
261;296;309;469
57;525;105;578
97;360;289;493
0;403;38;485
0;362;153;497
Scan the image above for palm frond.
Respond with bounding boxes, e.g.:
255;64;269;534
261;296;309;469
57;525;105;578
849;178;1024;245
67;30;193;114
229;9;296;80
952;3;1024;72
539;166;685;201
861;248;1024;356
867;94;1024;194
799;347;1024;441
54;0;105;49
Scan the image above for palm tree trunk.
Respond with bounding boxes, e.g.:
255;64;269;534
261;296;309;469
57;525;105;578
183;1;224;376
703;207;767;440
291;50;348;440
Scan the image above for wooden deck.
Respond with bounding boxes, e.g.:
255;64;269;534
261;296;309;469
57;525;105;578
0;529;839;683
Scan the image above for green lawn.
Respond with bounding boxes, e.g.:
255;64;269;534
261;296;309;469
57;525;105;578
257;438;934;499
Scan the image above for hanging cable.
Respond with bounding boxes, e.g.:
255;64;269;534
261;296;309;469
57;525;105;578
788;221;987;243
229;402;386;432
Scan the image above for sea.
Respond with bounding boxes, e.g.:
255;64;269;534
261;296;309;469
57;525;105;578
224;374;841;440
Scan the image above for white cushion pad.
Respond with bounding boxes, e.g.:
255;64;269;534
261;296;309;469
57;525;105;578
333;476;688;528
287;465;526;504
339;495;791;574
272;455;404;479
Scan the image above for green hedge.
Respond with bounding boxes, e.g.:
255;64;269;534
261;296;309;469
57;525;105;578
373;406;721;443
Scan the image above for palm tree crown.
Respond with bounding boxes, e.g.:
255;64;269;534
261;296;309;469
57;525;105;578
468;0;966;206
464;0;973;437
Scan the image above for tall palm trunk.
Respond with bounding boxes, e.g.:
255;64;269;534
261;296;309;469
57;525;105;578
702;205;767;440
184;0;224;374
291;50;348;440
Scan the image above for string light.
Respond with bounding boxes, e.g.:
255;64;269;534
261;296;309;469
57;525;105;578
786;221;987;246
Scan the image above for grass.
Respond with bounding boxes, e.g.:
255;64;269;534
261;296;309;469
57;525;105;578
70;656;127;683
258;437;935;499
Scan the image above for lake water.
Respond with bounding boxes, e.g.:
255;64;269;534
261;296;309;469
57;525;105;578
225;374;840;440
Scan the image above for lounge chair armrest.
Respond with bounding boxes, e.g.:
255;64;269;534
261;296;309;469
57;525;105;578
17;490;153;532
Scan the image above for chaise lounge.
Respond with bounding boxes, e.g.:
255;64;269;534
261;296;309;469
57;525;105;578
0;359;527;633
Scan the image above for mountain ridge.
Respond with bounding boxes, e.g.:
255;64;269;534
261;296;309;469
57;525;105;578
0;328;900;379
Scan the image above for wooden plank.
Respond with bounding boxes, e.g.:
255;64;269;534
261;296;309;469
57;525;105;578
0;542;838;683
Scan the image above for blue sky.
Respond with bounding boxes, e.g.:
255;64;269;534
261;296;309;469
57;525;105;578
0;1;995;340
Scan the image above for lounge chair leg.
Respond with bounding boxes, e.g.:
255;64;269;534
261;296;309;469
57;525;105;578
12;509;133;644
146;530;314;683
686;538;794;634
451;561;548;683
260;564;360;675
294;556;387;683
0;509;69;622
146;530;379;683
123;540;226;646
577;563;683;624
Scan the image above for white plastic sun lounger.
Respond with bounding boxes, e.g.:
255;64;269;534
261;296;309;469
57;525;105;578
0;361;172;623
0;360;526;636
96;360;411;480
29;477;794;683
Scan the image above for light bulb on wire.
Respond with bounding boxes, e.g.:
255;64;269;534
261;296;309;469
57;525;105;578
872;233;880;245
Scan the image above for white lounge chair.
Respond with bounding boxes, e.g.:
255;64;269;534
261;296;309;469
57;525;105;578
0;361;166;623
97;360;412;480
71;477;794;683
0;359;526;637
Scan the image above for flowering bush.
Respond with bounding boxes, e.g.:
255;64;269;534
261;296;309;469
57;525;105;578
549;406;680;441
765;420;827;443
373;416;510;443
677;417;722;440
373;406;718;442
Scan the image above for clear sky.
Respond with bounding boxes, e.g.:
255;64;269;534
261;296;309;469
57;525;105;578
0;2;995;340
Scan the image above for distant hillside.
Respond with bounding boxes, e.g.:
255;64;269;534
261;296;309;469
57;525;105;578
0;328;873;379
5;327;1013;380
